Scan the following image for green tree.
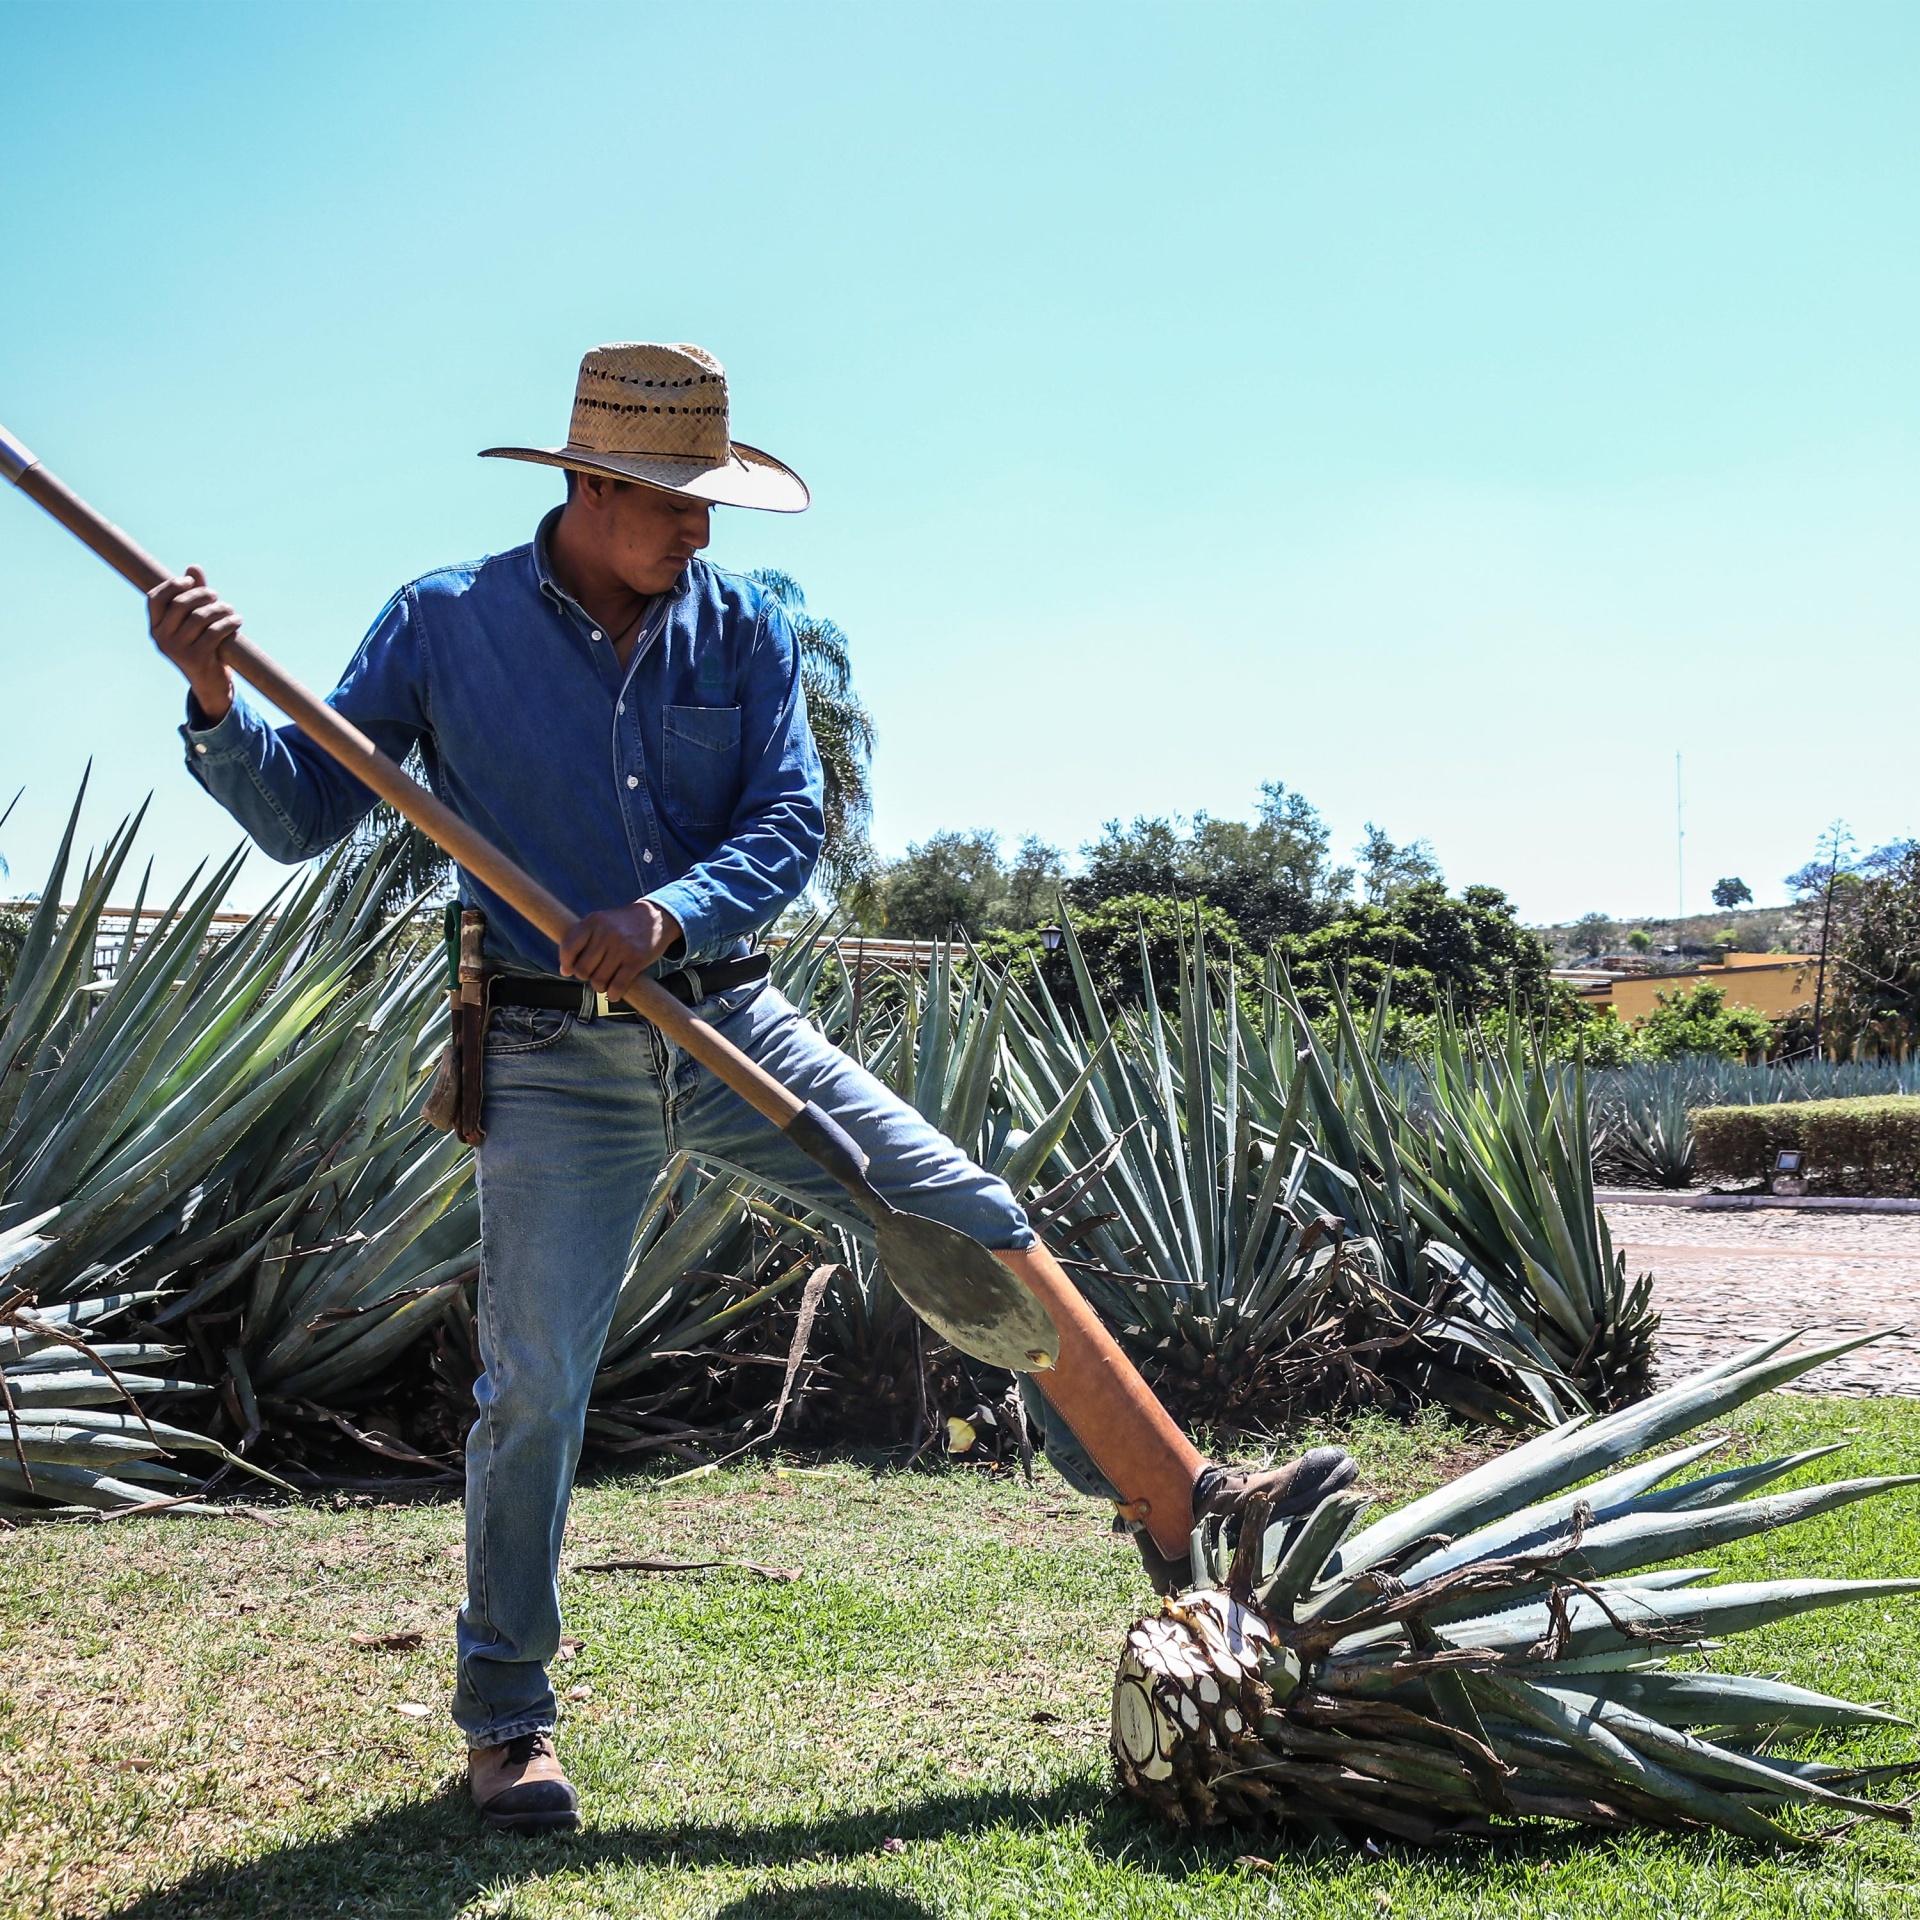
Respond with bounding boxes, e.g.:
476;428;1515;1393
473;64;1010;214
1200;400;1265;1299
871;829;1002;938
1627;928;1653;953
1638;982;1773;1061
1000;835;1068;930
1547;994;1641;1067
1831;841;1920;1054
1068;782;1350;947
1357;822;1442;907
749;571;877;892
1570;912;1615;959
856;829;1069;940
1276;881;1553;1019
1712;876;1753;910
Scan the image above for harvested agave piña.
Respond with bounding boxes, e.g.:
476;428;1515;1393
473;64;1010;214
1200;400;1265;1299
1112;1333;1920;1846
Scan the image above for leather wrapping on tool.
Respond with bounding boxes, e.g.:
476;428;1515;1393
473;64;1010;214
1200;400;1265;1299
784;1100;871;1194
996;1242;1203;1559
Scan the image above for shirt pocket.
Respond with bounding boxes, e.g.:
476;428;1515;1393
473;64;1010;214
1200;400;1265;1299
661;704;742;835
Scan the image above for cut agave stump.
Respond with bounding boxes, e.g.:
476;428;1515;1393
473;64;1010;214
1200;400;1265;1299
1112;1334;1920;1847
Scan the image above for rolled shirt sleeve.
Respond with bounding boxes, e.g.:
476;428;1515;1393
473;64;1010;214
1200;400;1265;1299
644;594;825;955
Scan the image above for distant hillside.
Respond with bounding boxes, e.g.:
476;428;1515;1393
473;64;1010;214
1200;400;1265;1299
1533;902;1804;969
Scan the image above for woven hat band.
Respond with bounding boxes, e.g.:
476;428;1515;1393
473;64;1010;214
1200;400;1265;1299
566;343;731;463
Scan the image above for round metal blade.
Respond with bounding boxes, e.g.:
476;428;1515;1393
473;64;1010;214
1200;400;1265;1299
874;1211;1060;1373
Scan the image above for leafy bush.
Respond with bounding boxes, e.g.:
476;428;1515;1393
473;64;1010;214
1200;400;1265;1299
1023;892;1256;1015
1692;1094;1920;1195
0;907;27;994
1274;881;1553;1021
1637;982;1773;1061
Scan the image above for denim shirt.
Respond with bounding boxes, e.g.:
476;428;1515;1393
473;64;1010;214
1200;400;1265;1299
179;509;825;976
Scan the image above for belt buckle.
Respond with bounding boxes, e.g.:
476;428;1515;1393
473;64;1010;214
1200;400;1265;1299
594;988;612;1019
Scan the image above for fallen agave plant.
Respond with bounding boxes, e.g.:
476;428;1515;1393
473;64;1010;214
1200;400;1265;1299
1113;1332;1920;1846
1;1213;283;1516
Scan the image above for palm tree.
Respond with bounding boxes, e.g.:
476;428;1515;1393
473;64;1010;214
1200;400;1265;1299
749;570;877;894
341;749;457;923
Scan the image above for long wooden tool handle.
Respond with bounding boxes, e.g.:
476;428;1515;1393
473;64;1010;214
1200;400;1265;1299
0;425;806;1134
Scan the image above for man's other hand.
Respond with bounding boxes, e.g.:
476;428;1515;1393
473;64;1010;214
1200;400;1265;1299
149;565;239;723
559;900;684;1003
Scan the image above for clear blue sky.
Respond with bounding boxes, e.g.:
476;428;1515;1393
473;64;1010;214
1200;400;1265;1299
2;2;1915;925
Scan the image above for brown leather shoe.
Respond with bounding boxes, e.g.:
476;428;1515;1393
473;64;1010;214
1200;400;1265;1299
468;1731;580;1834
1132;1446;1358;1595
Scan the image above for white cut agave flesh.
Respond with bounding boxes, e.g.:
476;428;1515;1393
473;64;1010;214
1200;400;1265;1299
1112;1336;1920;1844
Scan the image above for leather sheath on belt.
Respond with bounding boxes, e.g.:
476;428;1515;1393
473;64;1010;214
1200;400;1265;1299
454;908;488;1146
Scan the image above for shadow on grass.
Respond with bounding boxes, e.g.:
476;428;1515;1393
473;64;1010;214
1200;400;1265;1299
101;1772;1710;1920
710;1891;937;1919
97;1775;1282;1920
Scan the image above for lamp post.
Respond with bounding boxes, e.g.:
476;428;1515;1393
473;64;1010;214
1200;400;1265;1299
1039;925;1065;955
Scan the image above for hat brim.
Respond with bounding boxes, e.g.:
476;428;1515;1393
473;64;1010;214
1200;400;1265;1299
479;439;808;513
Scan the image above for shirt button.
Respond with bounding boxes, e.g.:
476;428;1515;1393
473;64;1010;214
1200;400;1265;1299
193;743;208;756
642;849;654;863
591;629;604;642
626;774;639;788
617;701;624;714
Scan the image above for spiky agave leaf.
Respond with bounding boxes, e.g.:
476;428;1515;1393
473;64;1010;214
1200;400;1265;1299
999;916;1581;1432
1;1277;286;1515
1112;1336;1920;1845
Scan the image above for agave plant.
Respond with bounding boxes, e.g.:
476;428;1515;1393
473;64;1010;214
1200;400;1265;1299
0;779;488;1471
583;1156;825;1463
1399;1016;1658;1408
1591;1060;1698;1189
1;1215;283;1514
1233;964;1653;1414
1113;1334;1920;1845
0;780;433;1305
1000;917;1588;1432
1586;1059;1716;1190
145;947;479;1460
711;936;1099;1446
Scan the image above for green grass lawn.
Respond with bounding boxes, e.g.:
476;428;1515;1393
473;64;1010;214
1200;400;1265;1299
3;1397;1919;1920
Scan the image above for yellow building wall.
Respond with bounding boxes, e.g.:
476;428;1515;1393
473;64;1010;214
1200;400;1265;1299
1592;958;1819;1025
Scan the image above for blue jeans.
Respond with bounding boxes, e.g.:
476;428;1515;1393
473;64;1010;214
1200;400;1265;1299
454;982;1114;1746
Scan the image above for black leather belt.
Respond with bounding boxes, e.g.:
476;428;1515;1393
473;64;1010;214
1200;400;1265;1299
490;952;770;1018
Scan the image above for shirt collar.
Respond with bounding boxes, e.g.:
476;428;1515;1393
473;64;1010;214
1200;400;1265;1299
531;505;697;619
532;505;572;613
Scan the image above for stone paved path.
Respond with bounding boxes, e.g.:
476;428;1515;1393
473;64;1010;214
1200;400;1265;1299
1604;1203;1920;1397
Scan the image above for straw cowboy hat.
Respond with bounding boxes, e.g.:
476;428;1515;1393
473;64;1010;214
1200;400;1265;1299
481;342;808;513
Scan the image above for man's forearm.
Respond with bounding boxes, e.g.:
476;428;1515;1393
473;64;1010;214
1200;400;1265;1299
182;693;381;863
647;800;822;957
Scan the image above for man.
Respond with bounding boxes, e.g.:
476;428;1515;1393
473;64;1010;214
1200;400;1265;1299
148;342;1354;1835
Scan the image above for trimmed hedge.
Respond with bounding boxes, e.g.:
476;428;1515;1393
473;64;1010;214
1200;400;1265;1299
1692;1095;1920;1196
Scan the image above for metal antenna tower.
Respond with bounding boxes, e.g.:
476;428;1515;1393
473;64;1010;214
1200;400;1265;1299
1675;752;1684;922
